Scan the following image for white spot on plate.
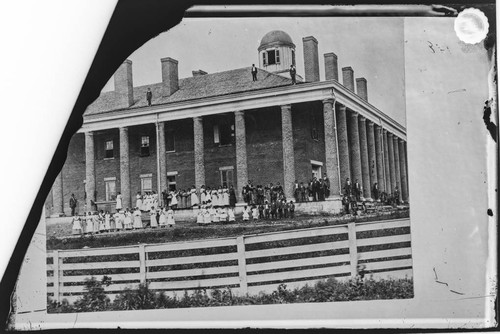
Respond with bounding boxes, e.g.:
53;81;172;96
454;8;489;44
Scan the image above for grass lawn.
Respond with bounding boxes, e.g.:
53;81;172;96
47;208;410;250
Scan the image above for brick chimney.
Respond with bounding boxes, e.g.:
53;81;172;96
356;78;368;101
342;67;354;92
302;36;320;82
324;52;338;81
192;69;207;77
161;57;179;97
114;59;134;107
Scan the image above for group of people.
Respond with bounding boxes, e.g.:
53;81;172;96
71;206;176;235
293;173;331;202
161;185;237;210
341;177;402;214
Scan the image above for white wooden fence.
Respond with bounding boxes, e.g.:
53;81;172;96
47;219;412;303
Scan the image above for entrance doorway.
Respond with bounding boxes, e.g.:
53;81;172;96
311;160;323;180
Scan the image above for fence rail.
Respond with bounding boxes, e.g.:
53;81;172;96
47;219;412;303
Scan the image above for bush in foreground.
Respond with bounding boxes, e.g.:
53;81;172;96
48;276;413;313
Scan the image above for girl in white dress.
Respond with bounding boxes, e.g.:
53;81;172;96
166;207;175;227
159;208;167;227
228;208;235;222
211;190;218;207
98;211;106;232
113;211;120;231
93;213;100;233
203;208;211;225
115;193;123;211
152;193;159;211
242;206;250;221
217;187;223;207
196;208;204;225
169;190;178;209
219;208;228;223
104;211;111;231
209;206;216;223
141;193;149;211
136;193;143;211
252;206;259;220
189;187;198;207
72;216;82;235
124;209;133;230
213;208;220;223
150;207;158;228
133;207;143;229
222;186;229;207
200;186;206;204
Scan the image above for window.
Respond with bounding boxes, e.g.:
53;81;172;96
213;119;233;146
166;129;175;152
311;160;323;179
104;177;116;201
262;52;267;66
140;136;150;156
264;49;280;66
219;166;234;188
105;140;114;159
167;172;177;191
140;174;153;193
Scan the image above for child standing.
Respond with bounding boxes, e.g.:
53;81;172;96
203;207;211;225
289;200;295;218
166;207;175;227
159;207;167;228
242;206;250;221
71;215;82;235
104;211;111;232
196;207;204;225
150;207;158;228
219;208;228;223
124;209;133;230
133;207;142;229
251;205;259;220
228;207;235;223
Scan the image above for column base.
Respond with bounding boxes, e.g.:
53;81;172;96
325;195;342;201
50;213;65;218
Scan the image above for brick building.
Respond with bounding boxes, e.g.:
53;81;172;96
46;30;408;217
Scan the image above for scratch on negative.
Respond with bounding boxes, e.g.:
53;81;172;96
447;89;467;94
450;290;465;295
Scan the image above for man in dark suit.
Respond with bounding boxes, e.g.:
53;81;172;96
354;179;361;201
69;194;77;216
146;87;152;106
251;64;258;81
290;65;296;84
323;173;330;198
344;178;352;197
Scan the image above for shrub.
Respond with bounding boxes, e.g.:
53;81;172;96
73;276;112;312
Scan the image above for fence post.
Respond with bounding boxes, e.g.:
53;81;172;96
53;250;60;303
347;222;358;278
139;244;146;284
236;236;248;296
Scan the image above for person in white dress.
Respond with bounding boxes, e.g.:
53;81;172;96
136;193;143;211
252;206;259;220
72;216;82;235
166;207;175;227
190;186;199;207
141;193;149;211
200;186;206;205
104;211;111;231
242;206;250;221
211;190;218;207
113;211;121;231
133;207;143;229
203;207;211;225
150;207;158;228
90;212;98;233
219;208;228;223
212;208;220;223
222;186;229;207
124;209;133;230
196;208;204;225
116;192;123;211
159;207;167;227
228;207;235;222
217;187;223;207
152;192;159;211
169;190;178;209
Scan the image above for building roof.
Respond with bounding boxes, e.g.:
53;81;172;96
85;67;294;116
258;30;295;51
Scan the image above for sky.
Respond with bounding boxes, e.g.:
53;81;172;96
103;17;406;124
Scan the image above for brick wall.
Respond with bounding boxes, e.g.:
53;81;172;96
293;101;326;184
128;124;157;199
61;133;86;215
165;118;195;190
